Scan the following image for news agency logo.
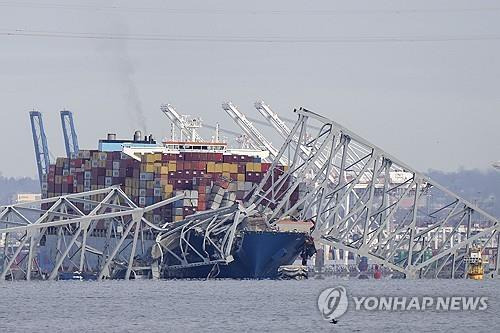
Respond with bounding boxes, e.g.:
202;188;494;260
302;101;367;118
318;286;488;323
317;286;349;322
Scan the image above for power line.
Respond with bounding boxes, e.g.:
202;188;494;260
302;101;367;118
2;30;500;43
1;2;500;15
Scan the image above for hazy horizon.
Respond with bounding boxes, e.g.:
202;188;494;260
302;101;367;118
1;0;500;178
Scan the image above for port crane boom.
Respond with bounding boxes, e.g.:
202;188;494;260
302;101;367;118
222;101;287;165
60;110;80;158
29;111;50;188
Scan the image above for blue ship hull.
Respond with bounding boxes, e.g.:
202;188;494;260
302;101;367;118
163;231;309;279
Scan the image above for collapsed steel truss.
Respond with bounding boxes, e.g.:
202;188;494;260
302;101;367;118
0;186;257;281
0;186;183;281
152;203;257;273
249;107;499;278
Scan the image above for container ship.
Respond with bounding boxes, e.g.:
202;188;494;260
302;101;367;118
38;130;314;279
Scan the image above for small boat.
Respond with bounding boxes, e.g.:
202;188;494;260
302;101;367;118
58;271;97;281
277;265;308;280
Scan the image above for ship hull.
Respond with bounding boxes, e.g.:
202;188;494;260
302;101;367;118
163;231;308;279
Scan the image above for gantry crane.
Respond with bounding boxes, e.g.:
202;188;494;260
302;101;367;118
29;111;50;188
222;102;287;165
60;110;79;158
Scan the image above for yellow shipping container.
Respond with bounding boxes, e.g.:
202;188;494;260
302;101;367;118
206;162;215;173
246;162;254;172
160;166;169;174
222;172;230;179
164;184;173;193
215;163;223;173
222;163;231;172
175;216;183;222
237;174;245;181
168;162;177;172
98;160;106;168
145;163;155;173
253;163;262;172
230;164;238;173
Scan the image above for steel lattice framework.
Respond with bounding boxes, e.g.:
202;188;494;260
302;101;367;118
0;186;258;281
249;107;499;279
0;186;184;281
152;203;257;277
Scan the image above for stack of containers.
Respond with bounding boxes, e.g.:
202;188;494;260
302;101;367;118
43;148;297;224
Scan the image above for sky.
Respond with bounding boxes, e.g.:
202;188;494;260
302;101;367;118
1;0;499;179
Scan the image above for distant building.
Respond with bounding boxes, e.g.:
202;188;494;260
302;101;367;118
12;193;41;204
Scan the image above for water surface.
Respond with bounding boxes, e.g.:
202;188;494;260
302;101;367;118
0;278;498;332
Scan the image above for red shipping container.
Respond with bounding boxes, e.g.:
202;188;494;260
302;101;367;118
214;153;223;162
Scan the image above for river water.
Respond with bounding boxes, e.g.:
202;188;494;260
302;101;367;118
0;277;498;332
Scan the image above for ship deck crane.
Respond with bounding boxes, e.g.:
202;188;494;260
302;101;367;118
160;104;204;142
29;111;50;189
222;102;287;165
60;110;80;158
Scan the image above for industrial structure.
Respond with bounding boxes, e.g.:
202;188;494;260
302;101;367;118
1;102;498;281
